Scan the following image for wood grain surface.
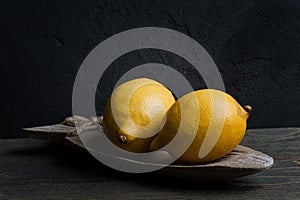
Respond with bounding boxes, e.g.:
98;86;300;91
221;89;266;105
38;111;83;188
0;128;299;199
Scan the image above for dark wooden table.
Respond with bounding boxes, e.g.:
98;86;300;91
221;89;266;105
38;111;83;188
0;128;299;199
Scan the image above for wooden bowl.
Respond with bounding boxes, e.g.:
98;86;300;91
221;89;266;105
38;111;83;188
23;116;273;181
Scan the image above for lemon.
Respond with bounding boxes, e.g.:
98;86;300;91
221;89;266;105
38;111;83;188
103;78;175;153
150;89;251;163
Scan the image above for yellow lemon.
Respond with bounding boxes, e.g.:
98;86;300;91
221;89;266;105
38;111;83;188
103;78;175;153
150;89;251;163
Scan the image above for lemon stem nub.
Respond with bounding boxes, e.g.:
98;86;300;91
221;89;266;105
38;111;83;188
243;105;252;114
118;134;128;144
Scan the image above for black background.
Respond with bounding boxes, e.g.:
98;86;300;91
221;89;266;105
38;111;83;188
1;0;300;138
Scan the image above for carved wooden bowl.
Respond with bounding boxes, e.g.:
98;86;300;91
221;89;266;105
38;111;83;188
23;116;273;181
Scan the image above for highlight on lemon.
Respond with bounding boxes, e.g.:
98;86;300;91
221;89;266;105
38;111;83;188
103;78;175;153
150;89;251;164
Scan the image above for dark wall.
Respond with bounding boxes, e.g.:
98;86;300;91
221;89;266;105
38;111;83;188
1;0;300;138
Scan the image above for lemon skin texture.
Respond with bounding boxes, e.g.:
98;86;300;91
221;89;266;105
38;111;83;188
103;78;175;153
150;89;250;164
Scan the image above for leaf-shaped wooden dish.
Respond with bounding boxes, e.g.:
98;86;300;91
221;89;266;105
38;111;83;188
23;116;273;181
